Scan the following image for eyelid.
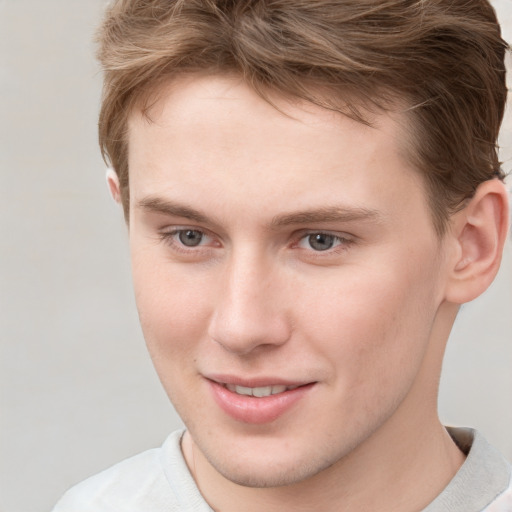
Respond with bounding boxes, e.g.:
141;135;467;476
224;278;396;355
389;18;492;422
295;229;355;241
158;225;220;250
159;224;210;236
293;229;356;252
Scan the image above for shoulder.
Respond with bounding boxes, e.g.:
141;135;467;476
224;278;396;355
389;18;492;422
52;430;211;512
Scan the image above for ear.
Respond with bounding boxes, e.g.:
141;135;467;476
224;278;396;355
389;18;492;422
444;179;510;304
106;167;122;204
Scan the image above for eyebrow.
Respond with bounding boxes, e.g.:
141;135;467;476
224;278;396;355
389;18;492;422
138;196;209;223
270;206;382;227
137;196;382;227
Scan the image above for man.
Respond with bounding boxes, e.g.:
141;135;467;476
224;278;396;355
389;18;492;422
53;1;511;510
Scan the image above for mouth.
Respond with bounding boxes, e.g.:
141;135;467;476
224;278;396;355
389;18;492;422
223;383;301;398
206;376;316;424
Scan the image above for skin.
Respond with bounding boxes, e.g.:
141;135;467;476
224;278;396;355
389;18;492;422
123;73;484;511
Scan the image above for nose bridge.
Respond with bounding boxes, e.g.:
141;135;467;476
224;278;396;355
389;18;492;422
208;245;290;354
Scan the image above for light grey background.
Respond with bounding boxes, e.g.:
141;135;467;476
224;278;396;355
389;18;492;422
1;1;511;511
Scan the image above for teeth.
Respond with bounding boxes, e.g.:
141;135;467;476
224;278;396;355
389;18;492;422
225;383;297;397
252;386;272;397
234;385;253;396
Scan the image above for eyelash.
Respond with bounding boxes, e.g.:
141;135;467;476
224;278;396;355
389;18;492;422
158;228;217;254
158;228;354;256
295;231;354;254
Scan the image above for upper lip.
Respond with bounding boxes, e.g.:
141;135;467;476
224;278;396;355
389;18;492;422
205;374;315;388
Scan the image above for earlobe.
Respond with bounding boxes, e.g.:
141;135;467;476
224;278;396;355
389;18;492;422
106;167;122;204
445;179;510;304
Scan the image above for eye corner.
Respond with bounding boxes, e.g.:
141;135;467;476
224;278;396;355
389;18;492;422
157;226;223;256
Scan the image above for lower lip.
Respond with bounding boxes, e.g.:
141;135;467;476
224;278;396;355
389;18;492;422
208;380;314;424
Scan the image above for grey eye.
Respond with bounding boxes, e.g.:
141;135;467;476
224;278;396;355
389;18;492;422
308;233;335;251
178;230;204;247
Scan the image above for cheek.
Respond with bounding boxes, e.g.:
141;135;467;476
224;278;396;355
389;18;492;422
131;250;214;361
132;261;215;417
297;258;441;388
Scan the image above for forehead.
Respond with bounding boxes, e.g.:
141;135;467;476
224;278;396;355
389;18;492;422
127;73;429;231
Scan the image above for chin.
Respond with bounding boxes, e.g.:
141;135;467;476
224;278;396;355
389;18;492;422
198;435;341;489
212;459;328;488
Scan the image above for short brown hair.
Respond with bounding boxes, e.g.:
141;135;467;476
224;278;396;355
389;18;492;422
96;0;508;234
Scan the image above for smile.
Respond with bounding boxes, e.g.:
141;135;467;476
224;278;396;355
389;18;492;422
224;384;300;397
208;378;315;424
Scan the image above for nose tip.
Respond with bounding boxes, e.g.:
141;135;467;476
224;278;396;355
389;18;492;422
208;310;290;355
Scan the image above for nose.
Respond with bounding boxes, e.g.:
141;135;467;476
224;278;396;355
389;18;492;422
207;251;291;355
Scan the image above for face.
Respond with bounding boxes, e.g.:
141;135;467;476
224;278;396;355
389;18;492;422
127;74;453;487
